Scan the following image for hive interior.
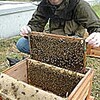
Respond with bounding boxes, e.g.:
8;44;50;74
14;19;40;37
29;32;86;72
27;32;86;97
27;59;83;98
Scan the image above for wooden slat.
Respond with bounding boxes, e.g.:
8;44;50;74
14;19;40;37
86;44;100;58
68;68;94;100
86;45;92;55
0;73;64;100
89;96;94;100
30;31;84;40
0;96;2;100
78;82;90;100
90;49;100;56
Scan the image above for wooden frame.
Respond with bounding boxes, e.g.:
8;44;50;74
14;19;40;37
0;59;94;100
87;44;100;58
29;31;86;72
84;32;100;58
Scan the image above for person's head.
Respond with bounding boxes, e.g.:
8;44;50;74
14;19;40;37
48;0;63;5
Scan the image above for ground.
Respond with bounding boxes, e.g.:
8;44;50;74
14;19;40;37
0;36;28;72
0;36;100;100
87;57;100;100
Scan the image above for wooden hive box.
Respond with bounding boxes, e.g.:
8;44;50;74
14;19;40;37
87;45;100;58
84;32;100;58
0;59;94;100
0;32;94;100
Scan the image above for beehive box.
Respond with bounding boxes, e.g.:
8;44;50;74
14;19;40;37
84;32;100;58
87;44;100;58
0;59;94;100
0;32;94;100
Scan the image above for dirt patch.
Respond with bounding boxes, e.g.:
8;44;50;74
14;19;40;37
0;36;28;72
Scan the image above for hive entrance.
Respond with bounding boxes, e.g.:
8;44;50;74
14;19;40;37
29;32;86;72
27;59;83;98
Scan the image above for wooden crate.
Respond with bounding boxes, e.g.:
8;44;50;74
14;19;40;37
84;32;100;58
87;44;100;58
0;32;94;100
0;59;94;100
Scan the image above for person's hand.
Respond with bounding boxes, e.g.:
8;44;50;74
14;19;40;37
85;32;100;48
20;25;31;37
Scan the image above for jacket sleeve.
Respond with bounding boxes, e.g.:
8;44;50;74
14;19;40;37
28;4;48;32
74;0;100;34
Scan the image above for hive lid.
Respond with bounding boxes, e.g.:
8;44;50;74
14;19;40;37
29;31;86;72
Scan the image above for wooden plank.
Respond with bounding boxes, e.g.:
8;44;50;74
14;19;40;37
0;96;2;100
3;59;27;83
30;31;84;40
92;47;100;51
78;82;90;100
84;32;100;58
86;45;92;55
86;44;100;58
68;68;94;100
89;96;94;100
85;77;92;100
0;73;64;100
90;49;100;56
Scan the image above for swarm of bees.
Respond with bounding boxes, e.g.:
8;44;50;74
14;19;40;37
27;59;83;97
28;32;86;97
29;32;86;72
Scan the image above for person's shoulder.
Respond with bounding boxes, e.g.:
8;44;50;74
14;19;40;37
75;0;91;10
78;0;90;6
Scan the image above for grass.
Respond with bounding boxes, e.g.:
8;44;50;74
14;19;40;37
0;36;27;72
90;7;100;100
92;4;100;18
86;57;100;100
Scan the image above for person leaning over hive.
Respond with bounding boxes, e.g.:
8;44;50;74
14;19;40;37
16;0;100;54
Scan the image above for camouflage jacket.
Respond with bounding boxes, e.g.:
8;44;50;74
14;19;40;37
28;0;100;37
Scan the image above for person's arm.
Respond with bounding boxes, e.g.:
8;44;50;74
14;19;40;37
20;1;49;37
74;0;100;47
28;3;49;32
